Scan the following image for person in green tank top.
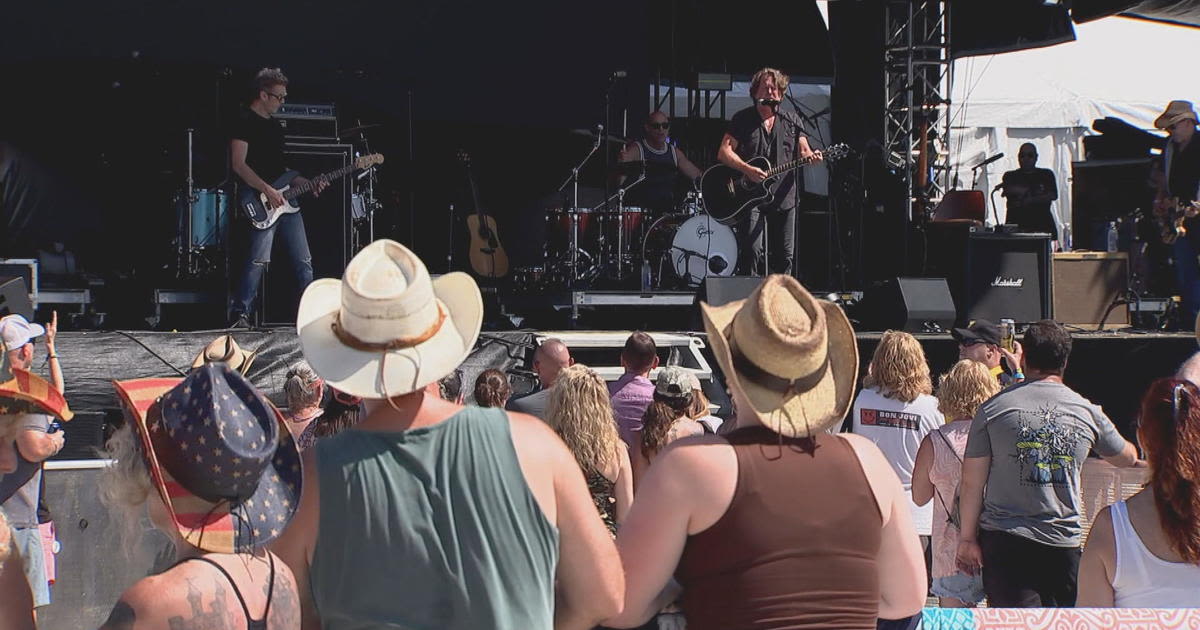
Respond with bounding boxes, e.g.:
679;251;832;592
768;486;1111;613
273;240;623;630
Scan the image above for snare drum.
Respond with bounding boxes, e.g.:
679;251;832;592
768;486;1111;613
177;189;230;248
545;207;601;256
642;213;738;288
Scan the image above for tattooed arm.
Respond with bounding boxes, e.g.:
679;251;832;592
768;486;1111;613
99;574;237;630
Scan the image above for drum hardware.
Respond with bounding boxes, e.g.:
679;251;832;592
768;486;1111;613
556;123;607;283
175;128;227;279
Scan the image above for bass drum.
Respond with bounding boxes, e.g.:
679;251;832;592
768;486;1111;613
642;214;738;288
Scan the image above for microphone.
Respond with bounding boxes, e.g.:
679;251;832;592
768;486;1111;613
973;152;1005;170
758;98;781;108
610;70;627;80
993;182;1005;192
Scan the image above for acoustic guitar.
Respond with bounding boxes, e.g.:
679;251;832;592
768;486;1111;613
458;151;509;278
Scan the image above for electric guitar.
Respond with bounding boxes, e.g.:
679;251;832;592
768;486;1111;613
458;152;509;278
1155;196;1200;244
701;143;851;225
239;153;384;230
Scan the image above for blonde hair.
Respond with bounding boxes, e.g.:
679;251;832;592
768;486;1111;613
99;422;155;556
937;359;1001;421
863;330;933;403
0;510;9;562
545;364;622;476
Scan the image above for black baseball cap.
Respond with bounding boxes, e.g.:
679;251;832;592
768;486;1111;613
951;320;1001;346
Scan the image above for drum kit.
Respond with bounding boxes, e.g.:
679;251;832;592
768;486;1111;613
514;143;738;293
174;128;230;278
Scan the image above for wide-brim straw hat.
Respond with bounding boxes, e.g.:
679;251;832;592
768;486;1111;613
700;274;858;437
113;365;301;554
1155;100;1198;130
297;239;483;399
191;334;259;375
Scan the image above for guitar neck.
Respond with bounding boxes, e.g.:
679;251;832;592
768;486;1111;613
764;154;820;181
283;162;359;200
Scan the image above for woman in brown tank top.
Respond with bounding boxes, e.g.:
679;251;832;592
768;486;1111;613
604;275;927;630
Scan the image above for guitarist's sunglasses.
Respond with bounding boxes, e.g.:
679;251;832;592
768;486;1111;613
647;122;670;130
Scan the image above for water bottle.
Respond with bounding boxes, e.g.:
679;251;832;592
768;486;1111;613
1106;221;1119;253
1061;222;1072;251
640;260;653;292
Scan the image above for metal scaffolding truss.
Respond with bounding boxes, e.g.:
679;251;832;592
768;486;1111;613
884;0;953;222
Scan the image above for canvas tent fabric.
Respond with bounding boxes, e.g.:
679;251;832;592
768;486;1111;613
946;17;1200;239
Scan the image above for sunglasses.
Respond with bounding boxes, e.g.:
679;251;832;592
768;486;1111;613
647;122;670;130
960;339;990;347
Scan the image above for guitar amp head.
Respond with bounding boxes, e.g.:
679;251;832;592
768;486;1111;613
275;103;338;142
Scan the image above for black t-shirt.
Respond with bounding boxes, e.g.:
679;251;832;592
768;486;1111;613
727;107;806;210
1001;167;1058;237
231;108;287;186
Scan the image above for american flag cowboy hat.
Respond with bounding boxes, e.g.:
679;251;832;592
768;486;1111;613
112;363;302;554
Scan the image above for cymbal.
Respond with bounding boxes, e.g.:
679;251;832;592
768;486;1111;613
339;123;382;138
569;128;627;145
610;160;678;175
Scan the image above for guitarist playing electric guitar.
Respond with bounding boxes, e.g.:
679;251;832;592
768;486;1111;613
228;67;326;328
716;67;822;276
1153;100;1200;325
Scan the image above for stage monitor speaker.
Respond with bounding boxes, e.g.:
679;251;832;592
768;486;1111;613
1052;252;1130;329
0;276;33;320
965;232;1052;324
866;277;957;333
697;276;763;308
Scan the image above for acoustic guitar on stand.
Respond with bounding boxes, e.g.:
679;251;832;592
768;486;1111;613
458;151;509;278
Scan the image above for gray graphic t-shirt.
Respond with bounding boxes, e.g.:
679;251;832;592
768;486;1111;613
964;380;1126;547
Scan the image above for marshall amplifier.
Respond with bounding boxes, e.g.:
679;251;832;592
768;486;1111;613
965;231;1052;324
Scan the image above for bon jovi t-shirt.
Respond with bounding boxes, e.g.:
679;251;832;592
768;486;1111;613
965;379;1126;547
852;387;943;535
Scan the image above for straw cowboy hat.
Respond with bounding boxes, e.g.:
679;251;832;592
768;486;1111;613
700;274;858;437
297;239;483;399
191;334;259;375
1155;100;1198;130
113;363;301;554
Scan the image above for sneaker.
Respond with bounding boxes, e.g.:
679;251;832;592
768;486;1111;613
229;314;251;329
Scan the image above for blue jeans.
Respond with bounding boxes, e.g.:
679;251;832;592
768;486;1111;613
231;211;313;318
1173;235;1200;325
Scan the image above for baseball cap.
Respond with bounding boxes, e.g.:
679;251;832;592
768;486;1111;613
0;315;46;351
654;366;694;400
951;319;1001;346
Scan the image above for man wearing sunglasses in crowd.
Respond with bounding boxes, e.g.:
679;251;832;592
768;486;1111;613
616;111;702;213
953;319;1024;387
228;67;327;329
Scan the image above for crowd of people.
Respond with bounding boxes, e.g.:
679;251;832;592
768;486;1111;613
2;239;1200;629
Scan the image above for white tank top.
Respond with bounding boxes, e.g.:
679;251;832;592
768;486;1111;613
1111;499;1200;607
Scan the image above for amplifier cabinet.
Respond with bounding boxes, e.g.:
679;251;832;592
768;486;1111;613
1052;252;1130;329
965;232;1053;325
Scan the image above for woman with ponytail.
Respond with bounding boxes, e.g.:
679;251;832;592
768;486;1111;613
633;366;705;487
1078;377;1200;607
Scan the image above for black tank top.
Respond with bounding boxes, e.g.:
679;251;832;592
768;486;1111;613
173;553;276;630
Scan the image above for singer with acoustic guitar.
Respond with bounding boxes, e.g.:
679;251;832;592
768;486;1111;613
715;67;821;276
228;67;327;329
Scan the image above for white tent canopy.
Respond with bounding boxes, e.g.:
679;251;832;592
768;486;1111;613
948;16;1200;244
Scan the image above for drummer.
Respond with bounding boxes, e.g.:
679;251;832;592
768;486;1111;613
616;111;703;214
